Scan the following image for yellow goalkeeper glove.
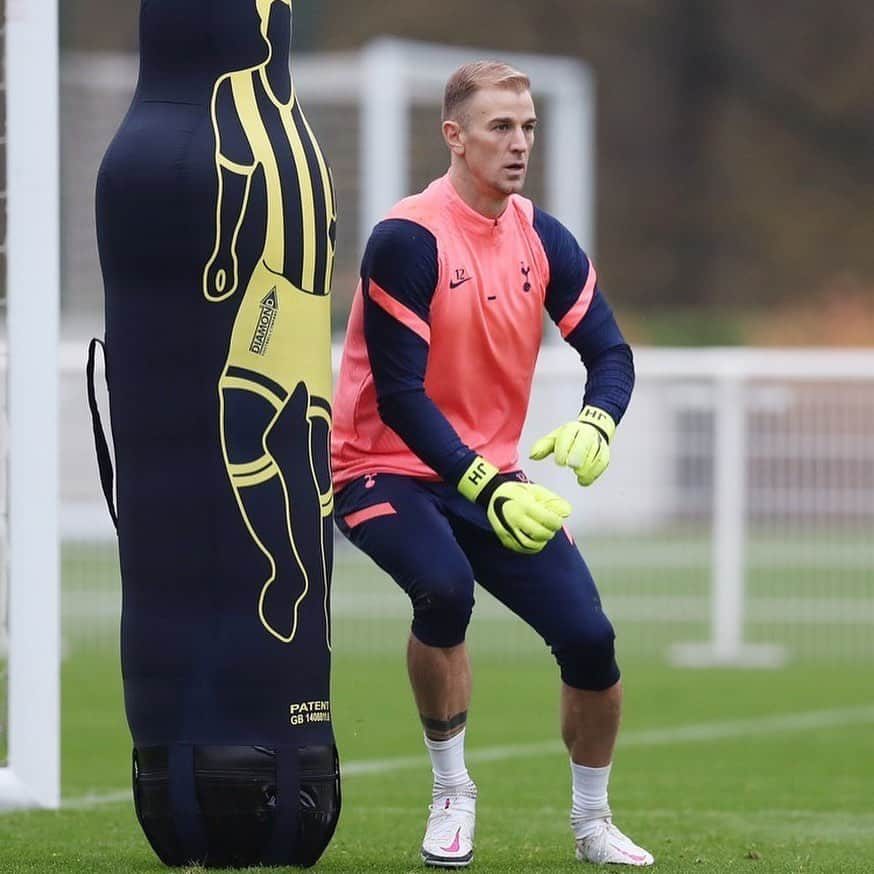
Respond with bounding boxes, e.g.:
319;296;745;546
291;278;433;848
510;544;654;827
529;405;616;487
457;457;572;554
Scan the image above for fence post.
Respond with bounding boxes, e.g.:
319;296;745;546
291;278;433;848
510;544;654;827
671;362;785;668
712;373;746;657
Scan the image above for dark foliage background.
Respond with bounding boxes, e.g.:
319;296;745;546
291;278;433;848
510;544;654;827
62;1;874;343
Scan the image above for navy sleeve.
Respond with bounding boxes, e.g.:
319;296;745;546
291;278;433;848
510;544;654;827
362;219;477;483
533;207;635;425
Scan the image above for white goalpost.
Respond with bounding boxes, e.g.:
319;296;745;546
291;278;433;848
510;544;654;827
1;0;61;809
358;38;595;255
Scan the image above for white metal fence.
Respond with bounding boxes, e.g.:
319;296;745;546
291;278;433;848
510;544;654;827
6;339;871;811
63;343;874;667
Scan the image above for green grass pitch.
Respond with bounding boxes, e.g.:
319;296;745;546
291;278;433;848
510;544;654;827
0;543;872;872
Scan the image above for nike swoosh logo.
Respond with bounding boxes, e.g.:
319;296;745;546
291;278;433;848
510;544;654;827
449;277;472;289
440;828;462;853
492;497;524;548
609;842;649;863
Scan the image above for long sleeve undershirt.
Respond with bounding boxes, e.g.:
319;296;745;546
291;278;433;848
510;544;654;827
361;212;635;485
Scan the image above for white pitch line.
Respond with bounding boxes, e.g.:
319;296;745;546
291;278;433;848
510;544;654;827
63;789;133;810
58;704;874;811
345;704;874;774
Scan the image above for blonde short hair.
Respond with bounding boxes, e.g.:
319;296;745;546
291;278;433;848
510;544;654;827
442;60;531;123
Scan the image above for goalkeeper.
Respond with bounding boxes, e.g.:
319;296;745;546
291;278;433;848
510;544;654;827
332;59;652;868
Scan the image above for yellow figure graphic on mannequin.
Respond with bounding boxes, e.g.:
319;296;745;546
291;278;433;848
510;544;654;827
203;0;336;646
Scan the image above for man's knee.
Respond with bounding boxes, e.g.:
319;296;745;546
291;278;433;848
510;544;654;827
552;619;620;691
409;573;474;649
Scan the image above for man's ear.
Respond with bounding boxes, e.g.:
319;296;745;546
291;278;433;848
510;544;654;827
442;119;465;155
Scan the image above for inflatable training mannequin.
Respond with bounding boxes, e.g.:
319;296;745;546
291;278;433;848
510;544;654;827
93;0;339;866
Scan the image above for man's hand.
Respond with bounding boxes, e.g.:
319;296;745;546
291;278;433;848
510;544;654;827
529;405;616;487
457;457;571;554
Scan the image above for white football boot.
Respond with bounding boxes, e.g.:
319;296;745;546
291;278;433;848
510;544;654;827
420;783;477;868
575;819;654;866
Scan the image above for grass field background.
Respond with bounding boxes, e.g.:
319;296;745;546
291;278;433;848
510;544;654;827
1;538;873;873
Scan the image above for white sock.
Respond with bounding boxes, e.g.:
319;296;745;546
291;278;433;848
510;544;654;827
570;760;612;838
424;729;473;795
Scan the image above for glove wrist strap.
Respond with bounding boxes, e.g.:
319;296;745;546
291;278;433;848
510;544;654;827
578;405;616;443
458;456;512;507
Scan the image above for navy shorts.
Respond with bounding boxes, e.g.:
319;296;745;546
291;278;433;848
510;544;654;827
334;473;619;690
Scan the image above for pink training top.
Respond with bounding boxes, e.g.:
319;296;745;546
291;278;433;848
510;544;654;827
331;174;598;489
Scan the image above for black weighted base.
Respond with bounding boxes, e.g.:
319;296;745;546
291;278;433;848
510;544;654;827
133;744;340;868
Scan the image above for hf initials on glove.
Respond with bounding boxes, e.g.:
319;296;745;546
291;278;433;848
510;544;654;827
529;405;616;487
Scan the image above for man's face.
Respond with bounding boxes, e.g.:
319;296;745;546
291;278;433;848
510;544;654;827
452;87;537;198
